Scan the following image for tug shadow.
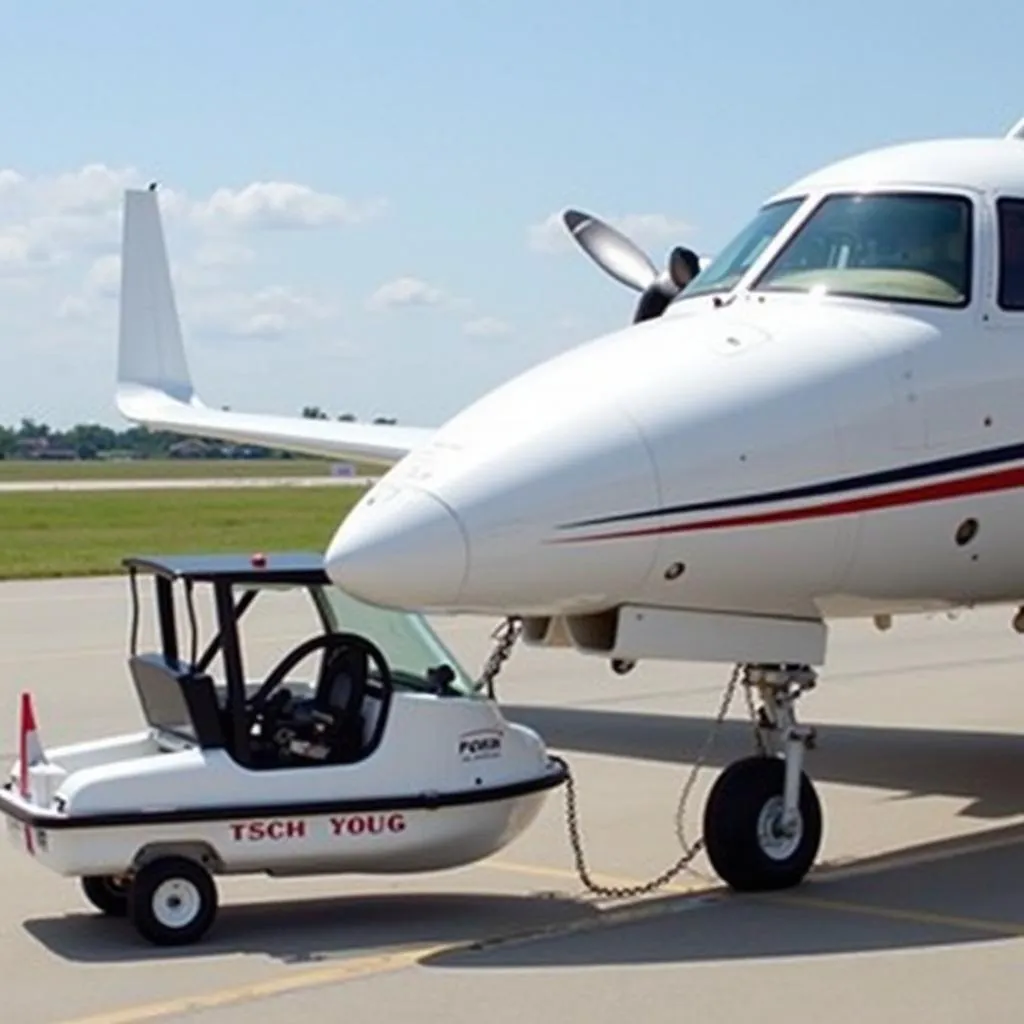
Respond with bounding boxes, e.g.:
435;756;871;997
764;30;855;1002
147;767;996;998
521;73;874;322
23;888;596;964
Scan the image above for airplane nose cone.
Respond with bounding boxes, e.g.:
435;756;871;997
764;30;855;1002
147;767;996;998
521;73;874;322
324;484;468;609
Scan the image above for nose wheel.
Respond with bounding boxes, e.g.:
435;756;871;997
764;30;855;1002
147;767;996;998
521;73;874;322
702;664;823;891
703;754;822;890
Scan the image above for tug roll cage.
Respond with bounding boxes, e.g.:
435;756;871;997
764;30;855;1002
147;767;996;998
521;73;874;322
122;552;397;767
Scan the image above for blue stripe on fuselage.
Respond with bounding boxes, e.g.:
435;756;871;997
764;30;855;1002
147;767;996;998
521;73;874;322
556;439;1024;531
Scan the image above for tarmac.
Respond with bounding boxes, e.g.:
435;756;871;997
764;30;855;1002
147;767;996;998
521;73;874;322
0;573;1022;1023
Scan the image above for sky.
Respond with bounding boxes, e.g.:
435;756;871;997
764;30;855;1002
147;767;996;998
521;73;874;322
1;0;1023;431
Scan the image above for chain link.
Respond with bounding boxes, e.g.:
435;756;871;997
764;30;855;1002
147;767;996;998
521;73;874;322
475;616;523;699
553;662;746;900
470;620;760;901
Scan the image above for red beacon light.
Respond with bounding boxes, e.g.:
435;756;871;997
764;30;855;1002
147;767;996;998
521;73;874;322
251;552;267;569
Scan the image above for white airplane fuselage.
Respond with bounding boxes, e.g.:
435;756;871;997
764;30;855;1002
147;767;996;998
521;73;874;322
329;294;1024;614
325;137;1024;660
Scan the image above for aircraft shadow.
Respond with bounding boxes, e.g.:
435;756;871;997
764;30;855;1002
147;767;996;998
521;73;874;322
501;703;1024;819
22;889;595;965
422;822;1024;970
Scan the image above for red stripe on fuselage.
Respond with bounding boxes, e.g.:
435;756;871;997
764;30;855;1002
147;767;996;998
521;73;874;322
549;464;1024;544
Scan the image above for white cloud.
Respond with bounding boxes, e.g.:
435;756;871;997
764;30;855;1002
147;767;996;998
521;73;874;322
0;164;387;282
188;285;336;340
366;275;451;311
192;240;255;268
190;182;388;232
85;253;121;296
463;315;513;338
0;165;143;276
55;253;122;320
528;210;694;254
0;163;387;329
0;164;138;218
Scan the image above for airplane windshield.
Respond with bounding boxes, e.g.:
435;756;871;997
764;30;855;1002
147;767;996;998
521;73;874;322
681;198;806;299
751;192;972;307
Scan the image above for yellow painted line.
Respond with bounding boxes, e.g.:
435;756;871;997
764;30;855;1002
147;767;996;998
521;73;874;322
439;887;724;960
485;857;709;896
55;944;449;1024
488;855;1024;940
764;892;1024;938
54;867;716;1024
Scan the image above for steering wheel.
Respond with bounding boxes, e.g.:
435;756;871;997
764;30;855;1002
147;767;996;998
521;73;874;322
245;632;392;760
248;631;392;715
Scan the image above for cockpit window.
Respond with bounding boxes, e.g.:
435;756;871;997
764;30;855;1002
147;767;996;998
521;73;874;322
752;192;972;308
680;198;805;299
997;198;1024;310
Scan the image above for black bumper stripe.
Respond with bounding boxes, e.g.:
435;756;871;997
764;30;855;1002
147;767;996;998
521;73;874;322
0;759;568;831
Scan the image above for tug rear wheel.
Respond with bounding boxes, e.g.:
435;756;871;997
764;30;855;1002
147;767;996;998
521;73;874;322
128;856;218;946
81;874;130;917
702;755;822;892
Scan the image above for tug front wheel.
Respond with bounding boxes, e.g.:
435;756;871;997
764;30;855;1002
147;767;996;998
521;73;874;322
128;856;218;946
702;755;822;892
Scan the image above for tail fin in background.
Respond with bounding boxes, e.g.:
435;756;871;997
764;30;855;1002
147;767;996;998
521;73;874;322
117;185;195;406
115;186;434;465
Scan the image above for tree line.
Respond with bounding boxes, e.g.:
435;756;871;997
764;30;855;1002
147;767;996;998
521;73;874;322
1;408;398;460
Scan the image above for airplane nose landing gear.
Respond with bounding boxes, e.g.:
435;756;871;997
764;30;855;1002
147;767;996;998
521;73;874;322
536;659;825;901
702;664;822;891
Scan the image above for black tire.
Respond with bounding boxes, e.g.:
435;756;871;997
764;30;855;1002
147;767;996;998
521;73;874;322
81;874;130;917
127;856;218;946
702;754;822;892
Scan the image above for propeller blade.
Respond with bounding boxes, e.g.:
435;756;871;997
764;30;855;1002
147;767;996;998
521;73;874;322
562;209;658;292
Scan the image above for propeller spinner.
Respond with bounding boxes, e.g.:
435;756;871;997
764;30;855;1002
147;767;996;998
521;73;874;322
562;209;702;323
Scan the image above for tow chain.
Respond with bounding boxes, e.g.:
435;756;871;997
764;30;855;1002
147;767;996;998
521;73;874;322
475;616;523;699
556;662;743;899
473;620;755;901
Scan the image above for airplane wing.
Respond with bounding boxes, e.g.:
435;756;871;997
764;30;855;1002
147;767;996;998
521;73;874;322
115;187;435;466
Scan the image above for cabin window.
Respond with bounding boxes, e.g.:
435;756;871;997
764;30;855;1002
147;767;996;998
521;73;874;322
750;192;972;308
996;198;1024;310
680;197;805;299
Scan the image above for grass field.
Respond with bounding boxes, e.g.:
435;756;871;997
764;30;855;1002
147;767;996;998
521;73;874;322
0;486;369;579
0;457;382;482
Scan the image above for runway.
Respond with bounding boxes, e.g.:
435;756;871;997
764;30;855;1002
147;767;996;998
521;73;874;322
0;575;1022;1023
0;476;377;492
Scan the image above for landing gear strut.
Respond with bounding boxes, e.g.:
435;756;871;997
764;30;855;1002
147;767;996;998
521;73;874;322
703;663;823;891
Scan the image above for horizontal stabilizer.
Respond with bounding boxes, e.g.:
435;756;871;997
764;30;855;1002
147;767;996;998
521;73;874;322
115;188;433;465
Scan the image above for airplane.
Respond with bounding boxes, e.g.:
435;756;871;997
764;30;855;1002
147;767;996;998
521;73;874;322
114;113;1024;897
